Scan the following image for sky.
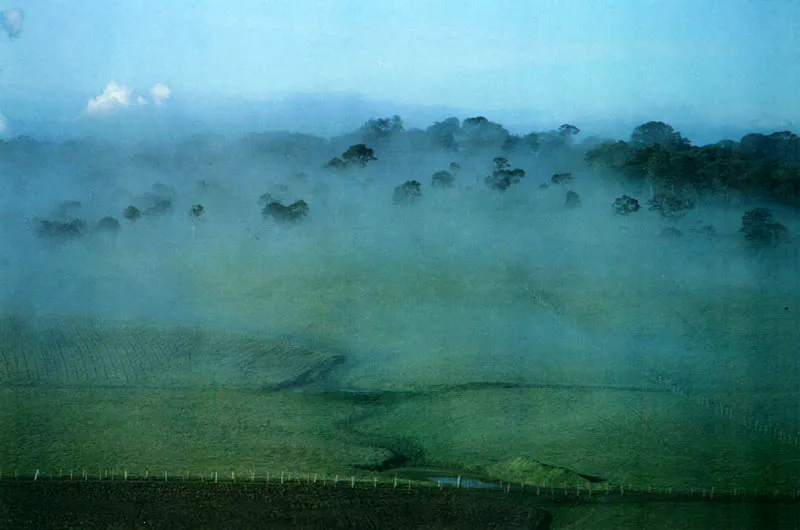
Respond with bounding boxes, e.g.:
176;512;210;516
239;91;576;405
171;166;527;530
1;0;799;136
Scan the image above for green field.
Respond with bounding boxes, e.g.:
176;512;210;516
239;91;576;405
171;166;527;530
2;236;798;498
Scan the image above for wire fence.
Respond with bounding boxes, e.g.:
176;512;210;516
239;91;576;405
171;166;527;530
2;467;800;504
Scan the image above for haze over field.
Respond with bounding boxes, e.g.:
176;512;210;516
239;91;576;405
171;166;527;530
2;2;800;522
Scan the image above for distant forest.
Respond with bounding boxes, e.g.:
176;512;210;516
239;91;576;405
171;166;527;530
3;115;798;208
338;116;800;209
2;115;798;249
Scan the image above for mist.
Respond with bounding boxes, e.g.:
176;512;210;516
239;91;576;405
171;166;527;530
3;4;800;522
2;114;798;395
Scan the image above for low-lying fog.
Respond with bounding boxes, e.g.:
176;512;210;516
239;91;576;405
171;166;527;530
1;121;798;409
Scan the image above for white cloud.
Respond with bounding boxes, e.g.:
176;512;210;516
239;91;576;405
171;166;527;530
0;110;8;136
85;81;132;115
83;81;171;116
1;9;24;40
150;83;171;105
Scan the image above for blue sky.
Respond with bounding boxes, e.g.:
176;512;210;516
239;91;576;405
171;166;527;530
1;0;799;134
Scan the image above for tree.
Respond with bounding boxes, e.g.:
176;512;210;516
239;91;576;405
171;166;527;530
644;144;675;195
502;135;522;153
647;193;695;218
612;195;641;215
740;207;790;248
522;133;540;152
558;124;580;137
485;158;525;190
263;200;309;223
361;115;404;142
463;116;489;127
123;206;141;221
551;173;574;185
36;218;89;241
393;180;422;205
323;157;347;170
426;117;460;150
493;157;510;171
694;144;748;194
769;166;800;204
741;131;800;166
341;144;377;168
585;140;632;170
431;170;455;188
565;190;581;208
630;121;690;150
740;133;771;158
458;116;510;149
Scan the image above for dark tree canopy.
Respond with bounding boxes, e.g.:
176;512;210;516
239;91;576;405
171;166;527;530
431;170;455;188
558;124;581;137
493;157;510;171
393;180;422;205
522;133;540;152
263;200;309;224
565;190;581;208
740;207;791;248
612;195;641;215
426;117;461;150
123;205;141;221
36;218;88;241
647;193;696;218
740;131;800;166
463;116;489;127
323;157;347;170
630;121;690;150
341;144;377;168
551;173;574;185
361;115;404;142
485;159;526;191
458;116;510;148
584;140;631;169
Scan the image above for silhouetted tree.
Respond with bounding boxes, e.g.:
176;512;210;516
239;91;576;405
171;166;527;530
426;117;460;151
393;180;422;205
361;115;404;143
647;193;696;218
586;125;800;207
741;131;800;166
485;159;525;190
565;190;581;208
612;195;641;215
558;124;581;137
551;173;574;185
740;207;790;248
630;121;690;150
522;133;541;152
431;170;455;188
36;218;88;241
502;134;523;153
95;216;121;234
584;140;631;170
323;157;347;170
458;116;510;149
263;200;309;223
123;206;141;221
493;157;510;171
341;144;377;168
